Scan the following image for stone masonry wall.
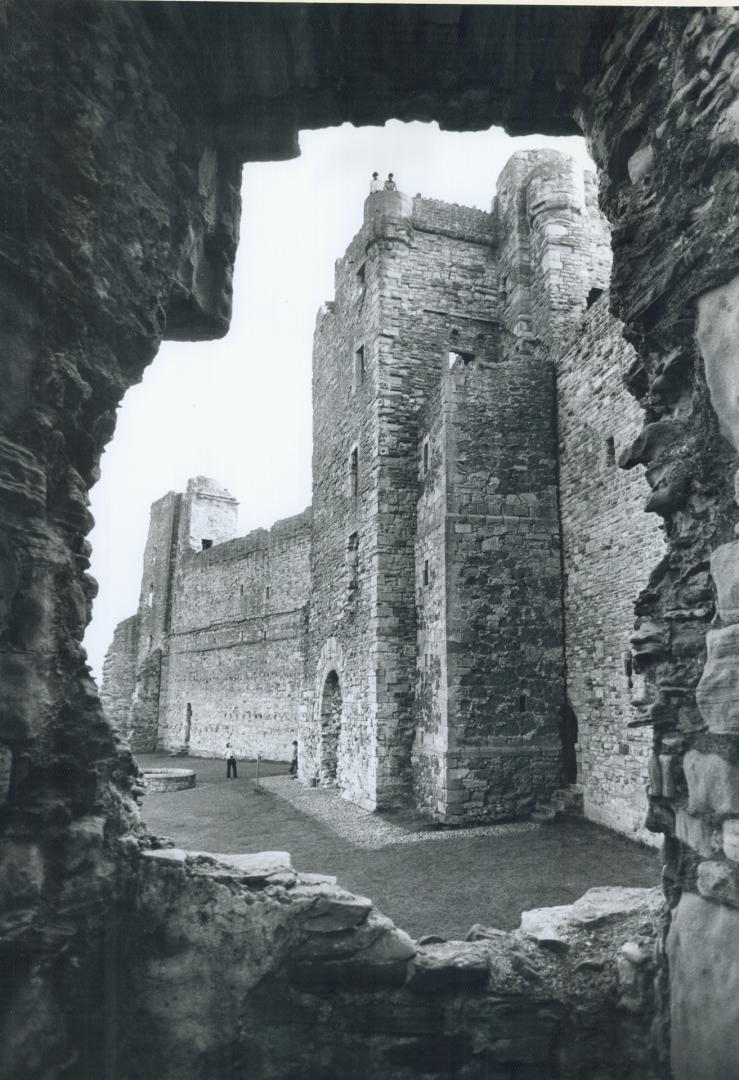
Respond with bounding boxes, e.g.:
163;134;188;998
557;294;665;844
494;149;612;358
371;197;500;806
443;355;563;822
304;193;500;810
412;381;449;815
126;846;662;1080
303;219;382;807
100;614;139;737
158;510;311;761
580;9;739;1077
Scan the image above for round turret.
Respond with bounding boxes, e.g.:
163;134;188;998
363;188;413;226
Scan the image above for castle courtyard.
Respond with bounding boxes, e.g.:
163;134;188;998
139;754;660;940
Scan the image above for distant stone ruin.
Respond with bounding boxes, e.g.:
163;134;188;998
103;150;663;842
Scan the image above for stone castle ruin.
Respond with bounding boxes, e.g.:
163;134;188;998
104;150;664;843
4;6;739;1079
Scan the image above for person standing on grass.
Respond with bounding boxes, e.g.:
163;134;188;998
289;740;298;777
226;741;238;779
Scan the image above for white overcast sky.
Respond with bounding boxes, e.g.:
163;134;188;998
85;121;594;680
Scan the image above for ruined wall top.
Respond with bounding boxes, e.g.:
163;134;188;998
183;475;239;552
363;189;413;226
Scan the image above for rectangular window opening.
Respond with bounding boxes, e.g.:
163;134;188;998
346;532;359;594
422;438;429;475
448;350;475;369
605;436;616;466
423;559;429;587
201;538;213;550
353;345;365;389
356;263;366;297
349;445;359;498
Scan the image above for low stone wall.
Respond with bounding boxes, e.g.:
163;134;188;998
124;843;664;1080
142;768;196;793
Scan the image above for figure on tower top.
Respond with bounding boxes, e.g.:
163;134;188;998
369;171;381;193
383;172;397;191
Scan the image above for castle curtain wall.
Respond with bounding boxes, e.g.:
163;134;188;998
159;512;311;760
557;295;666;845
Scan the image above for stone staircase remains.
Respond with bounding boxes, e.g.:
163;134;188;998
532;784;585;824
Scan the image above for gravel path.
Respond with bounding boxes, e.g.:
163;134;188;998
260;774;540;849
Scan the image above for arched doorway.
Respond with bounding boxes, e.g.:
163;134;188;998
319;670;343;784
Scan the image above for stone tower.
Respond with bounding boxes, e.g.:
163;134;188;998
302;151;615;822
303;171;560;817
102;478;239;750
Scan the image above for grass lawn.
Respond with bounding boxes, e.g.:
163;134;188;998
138;753;661;940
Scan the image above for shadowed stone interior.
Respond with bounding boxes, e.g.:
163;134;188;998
2;5;739;1079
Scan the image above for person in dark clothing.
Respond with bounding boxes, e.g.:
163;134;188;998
226;741;237;779
383;172;397;190
289;740;298;777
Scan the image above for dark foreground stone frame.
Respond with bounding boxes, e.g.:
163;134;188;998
1;5;738;1078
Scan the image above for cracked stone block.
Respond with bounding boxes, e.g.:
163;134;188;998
722;819;739;862
696;860;739;907
684;749;739;816
668;892;739;1080
520;886;661;952
295;885;373;933
695;625;739;733
710;541;739;624
676;810;716;858
698;272;739;454
193;851;293;883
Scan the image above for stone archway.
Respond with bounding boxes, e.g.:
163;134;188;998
319;670;343;785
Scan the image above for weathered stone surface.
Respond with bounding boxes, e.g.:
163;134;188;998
192;850;294;884
668;892;739;1080
722;819;739;863
521;886;662;948
294;884;373;933
709;540;739;625
695;624;739;733
696;860;739;908
675;809;717;858
143;767;196;793
519;905;572;954
407;942;491;993
698;274;739;454
140;847;188;866
684;749;739;817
